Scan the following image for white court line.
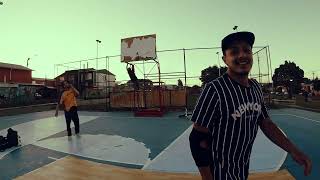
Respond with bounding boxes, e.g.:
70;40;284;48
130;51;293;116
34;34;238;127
34;134;150;167
0;116;98;159
273;113;320;125
0;111;57;121
143;125;288;173
142;125;193;170
48;156;59;160
66;151;145;167
249;127;288;173
16;156;65;178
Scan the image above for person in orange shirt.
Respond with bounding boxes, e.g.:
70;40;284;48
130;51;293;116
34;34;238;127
55;80;80;136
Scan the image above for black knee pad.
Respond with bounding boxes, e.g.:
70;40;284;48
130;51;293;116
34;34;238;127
189;128;212;167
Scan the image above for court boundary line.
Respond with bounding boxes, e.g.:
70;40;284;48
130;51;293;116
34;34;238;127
14;156;66;179
143;124;288;173
0;116;98;159
33;135;148;167
273;113;320;125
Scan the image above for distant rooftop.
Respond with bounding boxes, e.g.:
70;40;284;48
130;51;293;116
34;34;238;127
56;69;115;78
0;62;32;71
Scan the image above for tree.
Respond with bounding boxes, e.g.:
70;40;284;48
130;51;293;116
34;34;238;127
313;78;320;91
302;77;312;84
190;85;201;94
177;79;183;87
200;66;227;86
272;61;304;97
192;85;200;89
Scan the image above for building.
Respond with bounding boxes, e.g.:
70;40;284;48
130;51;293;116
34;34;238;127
32;78;56;87
55;68;116;98
0;62;32;84
95;69;116;88
301;83;320;96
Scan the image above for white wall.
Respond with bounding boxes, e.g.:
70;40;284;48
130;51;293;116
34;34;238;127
95;73;116;88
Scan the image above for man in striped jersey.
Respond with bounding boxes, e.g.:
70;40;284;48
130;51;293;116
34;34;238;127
189;31;312;180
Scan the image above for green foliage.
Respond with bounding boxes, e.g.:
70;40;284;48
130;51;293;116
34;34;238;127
200;66;227;85
272;61;304;94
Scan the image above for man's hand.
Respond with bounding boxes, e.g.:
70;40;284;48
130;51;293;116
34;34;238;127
291;150;312;176
259;118;312;176
70;84;80;96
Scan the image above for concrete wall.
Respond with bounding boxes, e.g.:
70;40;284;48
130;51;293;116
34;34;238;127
296;95;320;109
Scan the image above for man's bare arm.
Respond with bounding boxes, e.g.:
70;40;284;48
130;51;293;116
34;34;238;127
259;117;312;176
55;95;63;117
55;103;60;117
70;85;79;96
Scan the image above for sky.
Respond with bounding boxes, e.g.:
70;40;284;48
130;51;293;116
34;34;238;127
0;0;319;85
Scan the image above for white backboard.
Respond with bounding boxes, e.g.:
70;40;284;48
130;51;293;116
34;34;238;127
121;34;157;63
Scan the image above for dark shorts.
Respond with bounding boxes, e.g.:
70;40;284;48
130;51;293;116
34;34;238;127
64;106;79;120
189;128;213;167
189;128;249;180
64;106;80;135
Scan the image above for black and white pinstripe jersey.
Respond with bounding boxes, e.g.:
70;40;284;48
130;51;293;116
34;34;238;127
191;73;269;180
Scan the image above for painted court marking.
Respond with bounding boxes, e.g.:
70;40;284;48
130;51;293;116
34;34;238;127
0;115;98;159
48;156;59;160
143;125;287;173
142;125;193;171
273;113;320;125
34;134;151;166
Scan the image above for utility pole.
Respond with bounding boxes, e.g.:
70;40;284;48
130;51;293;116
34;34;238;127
216;52;221;76
27;58;31;67
96;40;102;70
313;71;315;80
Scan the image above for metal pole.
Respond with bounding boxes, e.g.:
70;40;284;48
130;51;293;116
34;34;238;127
96;41;98;70
313;72;315;80
156;59;161;109
96;41;99;70
265;48;270;84
27;58;30;67
267;46;273;90
143;60;146;108
96;40;101;70
257;53;261;83
216;52;221;76
183;49;188;111
106;56;110;111
78;61;81;97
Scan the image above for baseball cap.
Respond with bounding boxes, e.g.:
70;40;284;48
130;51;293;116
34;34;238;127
221;31;255;54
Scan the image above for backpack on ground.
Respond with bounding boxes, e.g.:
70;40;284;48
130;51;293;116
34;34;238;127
0;135;9;152
6;128;20;148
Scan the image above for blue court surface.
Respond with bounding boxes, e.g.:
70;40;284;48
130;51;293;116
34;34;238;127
0;108;318;180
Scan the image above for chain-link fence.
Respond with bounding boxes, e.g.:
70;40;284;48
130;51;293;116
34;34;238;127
54;45;272;111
